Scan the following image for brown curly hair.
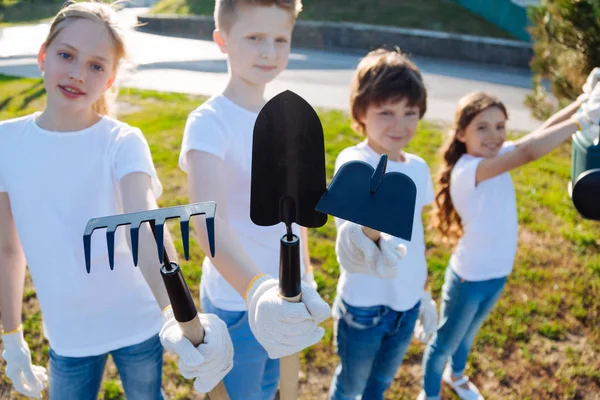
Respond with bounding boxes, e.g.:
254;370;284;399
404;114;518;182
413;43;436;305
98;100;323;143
432;92;508;242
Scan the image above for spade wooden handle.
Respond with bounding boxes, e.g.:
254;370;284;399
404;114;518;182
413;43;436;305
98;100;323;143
279;293;302;400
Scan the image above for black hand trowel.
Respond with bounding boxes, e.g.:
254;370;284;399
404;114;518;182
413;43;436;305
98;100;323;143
83;202;229;400
250;91;417;399
251;90;327;400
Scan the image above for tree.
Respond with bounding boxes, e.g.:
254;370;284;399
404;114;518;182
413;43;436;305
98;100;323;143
526;0;600;119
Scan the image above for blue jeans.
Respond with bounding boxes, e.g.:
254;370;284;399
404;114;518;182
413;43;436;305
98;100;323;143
49;334;164;400
421;267;507;397
328;298;420;400
201;292;279;400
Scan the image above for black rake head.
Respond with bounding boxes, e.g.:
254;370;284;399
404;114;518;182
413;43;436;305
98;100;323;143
83;202;216;273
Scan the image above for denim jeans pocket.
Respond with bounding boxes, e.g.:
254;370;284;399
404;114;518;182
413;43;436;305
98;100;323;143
341;302;382;330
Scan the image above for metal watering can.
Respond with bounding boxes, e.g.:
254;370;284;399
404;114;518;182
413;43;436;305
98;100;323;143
570;112;600;221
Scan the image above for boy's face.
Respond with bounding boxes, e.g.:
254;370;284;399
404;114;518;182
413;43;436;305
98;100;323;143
215;5;293;87
457;106;507;158
361;98;420;158
38;18;116;114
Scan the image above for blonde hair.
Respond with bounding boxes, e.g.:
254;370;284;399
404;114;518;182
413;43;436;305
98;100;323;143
44;1;128;116
214;0;302;31
350;48;427;134
432;92;508;242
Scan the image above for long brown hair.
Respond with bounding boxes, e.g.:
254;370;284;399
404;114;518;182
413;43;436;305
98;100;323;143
432;92;508;242
44;1;128;116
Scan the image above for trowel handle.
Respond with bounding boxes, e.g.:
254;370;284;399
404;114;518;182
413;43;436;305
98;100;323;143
279;234;302;299
160;263;230;400
279;234;302;400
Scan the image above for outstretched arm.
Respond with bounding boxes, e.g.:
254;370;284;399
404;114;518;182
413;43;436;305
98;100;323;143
186;150;261;296
0;192;26;332
119;172;173;310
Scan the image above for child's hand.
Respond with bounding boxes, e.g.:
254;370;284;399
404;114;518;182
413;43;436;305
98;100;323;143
159;308;234;394
414;291;438;343
337;221;407;279
575;83;600;129
1;328;48;398
583;68;600;96
245;275;331;359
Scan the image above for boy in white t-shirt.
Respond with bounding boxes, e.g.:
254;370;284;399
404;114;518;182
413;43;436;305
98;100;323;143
328;48;439;400
179;1;330;398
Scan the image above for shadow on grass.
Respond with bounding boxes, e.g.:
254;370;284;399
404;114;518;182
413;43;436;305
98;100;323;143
0;80;45;111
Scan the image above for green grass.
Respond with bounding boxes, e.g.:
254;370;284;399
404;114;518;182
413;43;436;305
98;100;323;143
0;0;61;26
150;0;515;39
0;74;599;399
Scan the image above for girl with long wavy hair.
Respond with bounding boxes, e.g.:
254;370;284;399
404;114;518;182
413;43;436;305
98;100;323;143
418;79;600;400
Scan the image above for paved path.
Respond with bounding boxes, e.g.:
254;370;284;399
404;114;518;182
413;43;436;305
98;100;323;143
0;7;541;131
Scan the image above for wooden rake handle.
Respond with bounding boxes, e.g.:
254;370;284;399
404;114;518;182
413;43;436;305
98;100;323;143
180;316;229;400
160;257;229;400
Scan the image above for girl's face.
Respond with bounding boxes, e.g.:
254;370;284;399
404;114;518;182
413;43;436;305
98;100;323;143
457;106;507;158
361;98;421;161
38;18;117;114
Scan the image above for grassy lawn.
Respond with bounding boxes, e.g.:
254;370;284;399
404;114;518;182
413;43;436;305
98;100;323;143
1;73;599;399
150;0;515;39
0;0;61;26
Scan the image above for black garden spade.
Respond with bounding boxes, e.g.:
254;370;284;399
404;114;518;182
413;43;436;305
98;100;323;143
250;90;417;400
83;202;229;400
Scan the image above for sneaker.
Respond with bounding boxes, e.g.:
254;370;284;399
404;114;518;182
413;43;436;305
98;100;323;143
442;366;484;400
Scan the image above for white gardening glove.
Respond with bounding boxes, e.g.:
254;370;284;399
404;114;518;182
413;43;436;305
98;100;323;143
159;307;233;394
413;291;438;343
1;328;48;398
575;83;600;129
302;266;318;290
583;68;600;96
336;221;407;279
245;275;331;359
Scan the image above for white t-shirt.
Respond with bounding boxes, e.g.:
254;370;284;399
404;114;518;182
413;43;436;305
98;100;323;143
179;95;306;311
334;142;434;312
0;113;163;357
449;142;518;281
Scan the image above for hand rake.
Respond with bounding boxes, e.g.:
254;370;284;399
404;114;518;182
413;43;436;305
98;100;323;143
83;201;229;400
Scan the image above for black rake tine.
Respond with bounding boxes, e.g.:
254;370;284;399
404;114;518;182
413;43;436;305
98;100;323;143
180;217;191;260
84;218;109;274
130;222;141;267
206;215;216;258
152;218;166;264
106;226;116;270
83;222;100;274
